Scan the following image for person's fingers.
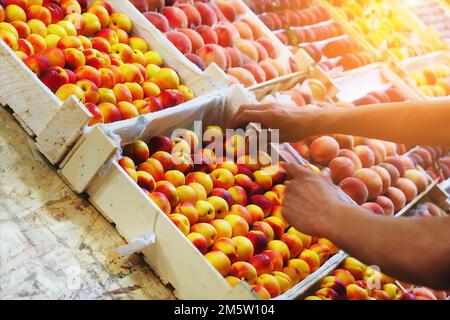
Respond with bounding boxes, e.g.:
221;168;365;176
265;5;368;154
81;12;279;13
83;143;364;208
230;110;267;129
285;161;311;179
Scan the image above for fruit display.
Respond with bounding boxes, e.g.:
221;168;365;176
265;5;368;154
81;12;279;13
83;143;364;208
0;0;195;126
400;0;450;46
118;127;341;299
289;133;435;215
304;256;417;300
130;0;299;88
323;0;443;61
243;0;376;72
398;51;450;99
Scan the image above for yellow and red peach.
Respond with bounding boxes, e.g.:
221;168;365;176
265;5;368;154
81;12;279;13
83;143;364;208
338;149;363;172
172;152;194;174
195;199;215;223
320;276;346;297
287;228;312;249
244;205;263;223
267;240;290;264
333;268;355;286
281;233;303;258
338;177;369;205
26;5;51;24
346;283;369;300
209;219;232;239
26;33;47;53
282;266;301;286
343;257;367;279
63;48;85;69
186;172;213;195
245;230;268;255
169;213;190;235
197;44;227;70
97;102;120;123
136;170;156;192
251;284;271;300
230;261;257;284
230;204;252;224
118;156;135;170
250;195;272;217
299;249;320;273
205;251;231;277
212;237;239;263
354;145;376;168
187;232;208;254
310;243;330;265
75;65;100;87
55;82;86;102
76;79;99;103
256;274;281;298
353;168;383;200
374;195;395;216
404;169;428;193
124;140;149;165
40;66;68;92
116;101;139;119
287;259;310;281
263;216;284;240
108;12;132;34
248;253;273;276
165;30;192;55
224;214;249;237
272;271;292;293
206;196;229;219
232;235;254;261
191;222;217;247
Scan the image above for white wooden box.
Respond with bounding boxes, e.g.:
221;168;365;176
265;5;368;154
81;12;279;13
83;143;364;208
0;0;226;165
59;85;349;300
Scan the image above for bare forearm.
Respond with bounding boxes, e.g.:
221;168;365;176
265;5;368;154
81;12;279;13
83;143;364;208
322;205;450;289
310;101;450;146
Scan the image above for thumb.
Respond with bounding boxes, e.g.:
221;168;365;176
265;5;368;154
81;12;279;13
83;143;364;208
285;161;311;179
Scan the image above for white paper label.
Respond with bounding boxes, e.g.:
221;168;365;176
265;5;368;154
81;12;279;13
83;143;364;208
115;232;156;255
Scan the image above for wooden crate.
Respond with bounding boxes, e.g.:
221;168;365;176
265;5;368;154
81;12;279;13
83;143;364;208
332;62;424;103
0;40;91;165
58;85;353;300
0;0;226;165
392;51;450;101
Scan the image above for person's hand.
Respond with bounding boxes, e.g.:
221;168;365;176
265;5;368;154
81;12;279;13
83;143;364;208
230;102;325;142
282;161;360;236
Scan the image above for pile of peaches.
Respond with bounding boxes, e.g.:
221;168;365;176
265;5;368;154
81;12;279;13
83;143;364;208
304;257;417;300
408;63;450;98
0;0;194;125
118;127;339;299
325;0;435;60
131;0;299;88
243;0;374;72
351;85;407;106
291;135;434;215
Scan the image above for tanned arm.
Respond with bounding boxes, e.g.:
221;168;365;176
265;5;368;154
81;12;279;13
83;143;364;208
231;100;450;146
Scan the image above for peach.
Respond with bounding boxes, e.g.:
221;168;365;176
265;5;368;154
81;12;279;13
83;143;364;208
40;66;68;92
310;243;330;265
370;289;391;300
191;222;217;247
123;140;149;165
329;156;355;184
119;63;144;84
97;88;116;104
256;38;277;59
379;162;400;185
213;23;238;48
205;251;231;277
137;158;165;182
267;240;290;265
172;152;194;174
83;48;108;69
241;18;264;39
385;186;406;212
370;166;391;194
111;83;132;103
250;195;272;218
338;149;363;171
76;79;99;104
248;253;273;276
64;13;86;36
81;12;101;37
242;63;266;84
187;232;208;254
212;237;239;263
383;283;402;300
61;0;81;15
0;28;18;51
333;135;354;150
194;2;217;26
353;168;383;200
233;174;253;194
245;230;268;255
176;28;203;54
332;269;355;287
55;82;86;102
197;44;227;70
97;102;120;123
87;4;109;29
206;196;229;219
280;266;300;286
343;257;367;279
26;34;46;53
108;12;132;34
281;233;303;258
62;48;84;69
258;60;279;80
374;196;395;216
252;41;269;62
75;65;100;87
299;249;320;273
320;276;346;297
251;284;271;300
346;284;368;300
229;204;251;224
310;136;339;165
175;186;197;206
209;219;232;239
232;236;254;261
136;170;156;192
169;213;190;235
194;199;215;222
234;39;258;62
143;11;168;33
176;3;201;27
404;169;428;193
118;156;135;170
160;6;187;29
208;168;233;190
315;287;339;300
185;172;213;195
233;20;253;40
230;261;257;284
384;156;405;177
272;271;292;293
395;178;418;202
256;274;281;298
287;258;310;280
260;249;282;272
354;145;375;168
286;227;312;249
142;81;161;98
195;25;217;45
152;67;179;91
26;5;51;24
224;214;249;237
